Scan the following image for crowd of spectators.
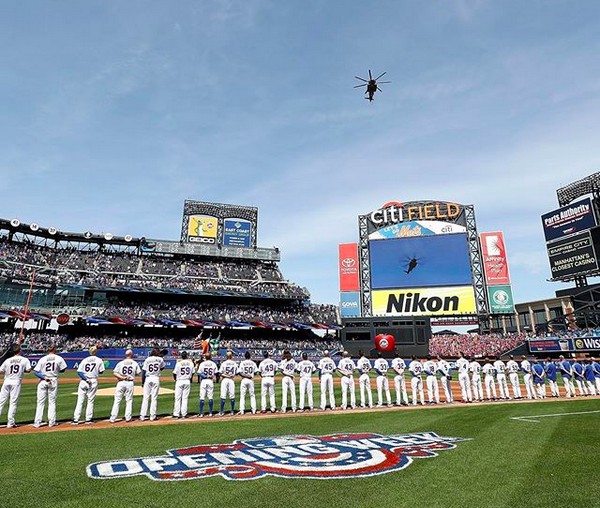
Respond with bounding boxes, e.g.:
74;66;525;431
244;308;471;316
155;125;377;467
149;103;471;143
96;301;339;325
429;332;532;357
0;237;308;298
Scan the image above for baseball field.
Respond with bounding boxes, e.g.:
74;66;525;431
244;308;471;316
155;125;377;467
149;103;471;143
1;372;599;508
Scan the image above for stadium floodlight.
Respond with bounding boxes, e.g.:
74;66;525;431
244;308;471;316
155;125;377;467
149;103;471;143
30;223;39;231
124;235;133;242
557;171;600;206
48;227;57;235
10;218;20;227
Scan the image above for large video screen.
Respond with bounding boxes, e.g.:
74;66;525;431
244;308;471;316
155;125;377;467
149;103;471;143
369;233;473;290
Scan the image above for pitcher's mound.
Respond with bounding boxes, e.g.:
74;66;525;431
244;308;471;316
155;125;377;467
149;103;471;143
72;387;175;397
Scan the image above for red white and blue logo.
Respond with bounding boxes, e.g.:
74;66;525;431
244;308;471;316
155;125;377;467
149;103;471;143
87;432;469;482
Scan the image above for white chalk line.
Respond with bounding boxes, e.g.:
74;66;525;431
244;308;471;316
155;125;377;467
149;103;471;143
510;410;600;423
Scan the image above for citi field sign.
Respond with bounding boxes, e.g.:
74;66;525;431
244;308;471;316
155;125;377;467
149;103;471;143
87;432;469;482
368;201;464;229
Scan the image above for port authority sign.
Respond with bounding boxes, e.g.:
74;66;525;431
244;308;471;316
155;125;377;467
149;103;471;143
87;432;469;482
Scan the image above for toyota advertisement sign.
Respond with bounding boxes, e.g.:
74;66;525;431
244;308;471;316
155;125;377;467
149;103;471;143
339;243;360;291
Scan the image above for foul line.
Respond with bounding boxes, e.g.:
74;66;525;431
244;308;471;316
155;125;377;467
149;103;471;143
510;410;600;423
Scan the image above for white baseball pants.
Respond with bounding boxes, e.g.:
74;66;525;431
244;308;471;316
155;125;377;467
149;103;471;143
110;380;135;421
261;377;275;411
73;379;99;422
281;376;296;411
320;373;335;410
426;375;440;404
359;373;373;408
0;381;23;427
509;373;522;398
173;380;191;417
34;379;58;426
220;378;235;400
440;376;453;403
341;376;356;409
376;376;392;406
471;375;483;402
458;373;472;402
411;376;424;405
484;375;497;400
394;374;409;405
496;373;509;399
299;377;313;410
140;377;160;419
239;378;256;413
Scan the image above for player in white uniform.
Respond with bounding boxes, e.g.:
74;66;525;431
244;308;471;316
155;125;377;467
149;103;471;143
317;350;336;410
506;355;522;399
482;358;497;401
0;345;31;428
296;353;316;411
258;351;277;412
337;352;356;410
520;355;536;400
197;352;218;417
219;351;238;416
470;359;483;402
73;346;105;424
423;356;440;404
408;357;425;405
139;348;165;421
373;353;392;407
455;353;473;403
238;351;258;415
391;352;409;405
493;358;510;400
356;352;373;409
436;356;453;403
110;349;141;423
33;345;67;428
279;350;297;413
172;351;195;418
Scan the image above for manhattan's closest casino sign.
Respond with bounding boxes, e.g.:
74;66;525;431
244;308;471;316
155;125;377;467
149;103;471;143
87;432;469;481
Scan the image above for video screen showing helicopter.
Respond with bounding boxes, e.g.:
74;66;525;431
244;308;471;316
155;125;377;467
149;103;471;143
369;233;473;290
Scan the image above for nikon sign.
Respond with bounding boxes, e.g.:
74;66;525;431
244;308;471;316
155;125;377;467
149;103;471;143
371;286;477;317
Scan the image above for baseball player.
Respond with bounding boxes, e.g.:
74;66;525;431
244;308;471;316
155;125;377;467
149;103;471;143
238;351;258;415
373;352;392;407
493;357;510;400
520;355;536;400
592;357;600;393
172;351;195;418
408;356;425;406
296;353;316;411
436;355;453;403
481;358;497;401
558;355;575;397
139;348;165;421
356;351;373;409
337;351;356;410
279;350;297;413
572;359;588;396
258;351;277;413
544;357;560;397
197;352;218;417
422;355;440;404
455;353;472;403
532;360;546;399
584;360;597;396
0;345;31;428
317;350;336;410
506;355;522;399
72;346;105;424
33;345;67;428
391;351;409;406
110;349;141;423
219;351;238;415
470;359;483;402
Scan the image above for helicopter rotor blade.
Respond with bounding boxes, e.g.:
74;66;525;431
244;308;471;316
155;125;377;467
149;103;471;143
377;87;383;92
368;69;373;80
354;84;367;88
377;81;391;84
374;71;387;81
354;76;368;83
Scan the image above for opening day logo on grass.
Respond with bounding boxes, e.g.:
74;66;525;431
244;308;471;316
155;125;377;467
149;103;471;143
87;432;470;481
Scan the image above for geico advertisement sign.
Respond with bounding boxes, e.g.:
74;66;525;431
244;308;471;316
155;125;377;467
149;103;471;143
372;286;476;316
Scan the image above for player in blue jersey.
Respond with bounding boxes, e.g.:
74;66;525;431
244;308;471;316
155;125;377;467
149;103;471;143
544;357;560;397
557;355;575;398
531;361;546;399
592;357;600;394
583;360;597;396
571;359;588;396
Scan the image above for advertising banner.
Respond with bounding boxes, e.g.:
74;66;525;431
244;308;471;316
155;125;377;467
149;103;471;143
339;243;360;291
372;286;477;317
187;215;218;244
369;234;472;290
340;291;361;318
368;221;466;240
528;337;600;353
487;285;515;314
480;231;511;285
223;218;252;247
542;197;596;243
546;231;598;278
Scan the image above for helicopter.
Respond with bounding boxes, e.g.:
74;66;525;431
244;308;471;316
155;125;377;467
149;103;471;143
403;256;423;274
354;70;391;102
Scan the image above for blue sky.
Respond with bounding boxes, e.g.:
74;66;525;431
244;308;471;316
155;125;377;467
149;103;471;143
1;1;600;304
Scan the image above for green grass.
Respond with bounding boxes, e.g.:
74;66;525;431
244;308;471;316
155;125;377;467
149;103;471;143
1;396;599;508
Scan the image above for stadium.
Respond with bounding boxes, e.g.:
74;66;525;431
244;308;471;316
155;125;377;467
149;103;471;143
1;4;600;507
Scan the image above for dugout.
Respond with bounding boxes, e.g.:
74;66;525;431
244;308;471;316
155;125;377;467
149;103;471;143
340;317;431;358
